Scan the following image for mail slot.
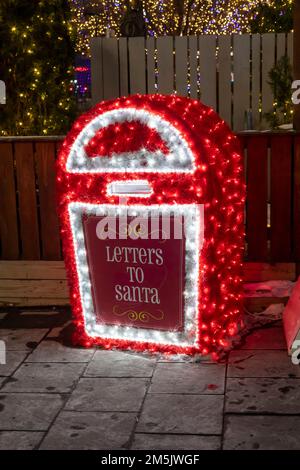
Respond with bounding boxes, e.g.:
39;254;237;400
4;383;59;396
57;94;245;358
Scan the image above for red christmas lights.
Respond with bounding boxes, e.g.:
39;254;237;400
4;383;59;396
56;94;245;359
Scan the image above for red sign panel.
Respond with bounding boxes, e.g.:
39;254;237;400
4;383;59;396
83;215;185;331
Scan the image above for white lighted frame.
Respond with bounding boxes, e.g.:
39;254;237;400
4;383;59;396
66;107;196;173
68;203;204;348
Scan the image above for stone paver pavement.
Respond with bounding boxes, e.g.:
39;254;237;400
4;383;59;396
0;311;299;450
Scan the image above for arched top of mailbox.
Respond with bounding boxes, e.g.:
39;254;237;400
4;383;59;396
65;107;196;173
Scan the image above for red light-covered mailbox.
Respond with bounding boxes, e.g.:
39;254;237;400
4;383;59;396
57;94;245;358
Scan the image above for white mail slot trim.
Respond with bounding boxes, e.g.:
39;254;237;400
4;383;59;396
107;180;152;197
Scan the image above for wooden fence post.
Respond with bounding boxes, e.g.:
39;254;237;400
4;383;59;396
294;0;300;130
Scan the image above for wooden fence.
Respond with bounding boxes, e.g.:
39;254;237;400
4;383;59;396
0;133;299;264
91;33;294;132
0;133;299;307
0;138;62;262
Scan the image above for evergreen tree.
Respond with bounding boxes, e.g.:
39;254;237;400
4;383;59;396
250;0;293;33
0;0;76;135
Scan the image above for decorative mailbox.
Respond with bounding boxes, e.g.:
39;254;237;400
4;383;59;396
57;94;245;358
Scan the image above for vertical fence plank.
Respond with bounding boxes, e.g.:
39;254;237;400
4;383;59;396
294;136;300;263
146;37;156;94
251;34;261;130
262;33;276;127
246;136;269;260
218;35;231;126
276;33;286;60
188;36;198;99
91;37;103;105
157;36;174;94
287;32;293;64
199;35;217;109
35;142;61;260
175;36;188;96
15;142;40;260
0;143;19;259
119;37;129;96
128;37;146;94
102;38;119;100
270;135;292;261
233;34;250;131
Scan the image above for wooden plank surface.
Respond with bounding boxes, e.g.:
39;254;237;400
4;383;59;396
0;260;295;282
90;37;103;105
233;34;250;131
199;35;217;109
188;36;198;99
287;31;294;63
0;261;66;280
0;279;68;298
246;136;269;260
243;262;296;282
244;296;289;313
251;34;261;129
0;297;69;307
102;38;119;100
128;37;146;94
262;33;276;128
146;37;156;94
15;142;40;260
270;135;292;261
156;36;174;94
1;295;287;310
35;142;61;260
175;36;188;96
276;32;286;60
0;259;294;308
119;37;129;96
0;143;19;259
293;136;300;261
218;35;231;126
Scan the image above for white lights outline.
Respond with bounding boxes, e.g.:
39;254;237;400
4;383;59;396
68;202;204;348
66;108;196;173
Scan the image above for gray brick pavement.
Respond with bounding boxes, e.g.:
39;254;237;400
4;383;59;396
0;310;298;450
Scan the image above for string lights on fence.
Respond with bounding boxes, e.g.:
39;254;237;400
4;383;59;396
70;0;263;56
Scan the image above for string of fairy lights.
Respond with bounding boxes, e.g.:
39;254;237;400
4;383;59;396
70;0;286;56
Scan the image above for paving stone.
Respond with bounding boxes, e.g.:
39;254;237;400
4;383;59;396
0;431;44;450
241;326;286;350
65;378;148;412
131;434;221;450
149;363;225;394
226;377;300;414
2;362;85;393
137;394;223;434
0;329;49;351
25;339;94;363
0;351;28;377
46;321;72;338
84;350;156;378
0;393;64;430
40;411;136;450
223;415;300;450
0;378;5;388
228;350;300;378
